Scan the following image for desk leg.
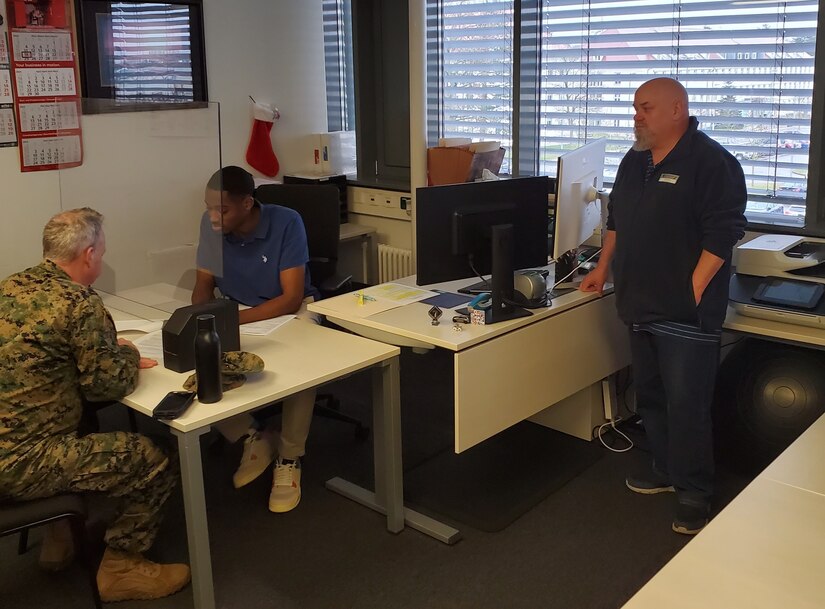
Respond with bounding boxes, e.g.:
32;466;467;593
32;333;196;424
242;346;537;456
172;428;215;609
366;234;378;285
326;357;462;545
372;356;403;531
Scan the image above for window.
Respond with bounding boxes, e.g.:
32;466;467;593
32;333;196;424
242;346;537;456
426;0;822;230
76;1;207;106
323;0;355;132
426;0;515;173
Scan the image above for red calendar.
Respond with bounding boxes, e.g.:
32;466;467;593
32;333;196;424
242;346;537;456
4;0;82;170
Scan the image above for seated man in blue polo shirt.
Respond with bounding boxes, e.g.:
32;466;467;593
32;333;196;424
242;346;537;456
193;165;321;513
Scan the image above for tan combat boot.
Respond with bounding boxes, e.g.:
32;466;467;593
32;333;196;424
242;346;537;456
39;519;75;571
96;547;191;602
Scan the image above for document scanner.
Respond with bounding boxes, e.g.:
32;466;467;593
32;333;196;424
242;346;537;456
162;299;240;372
730;234;825;328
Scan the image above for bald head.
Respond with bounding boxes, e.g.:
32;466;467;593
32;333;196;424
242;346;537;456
632;77;690;161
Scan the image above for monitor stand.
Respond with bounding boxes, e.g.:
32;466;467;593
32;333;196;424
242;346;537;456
488;224;531;323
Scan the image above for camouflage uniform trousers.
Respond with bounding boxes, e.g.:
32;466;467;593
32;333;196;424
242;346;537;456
4;431;178;554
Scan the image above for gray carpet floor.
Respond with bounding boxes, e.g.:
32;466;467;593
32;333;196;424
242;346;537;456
0;348;756;609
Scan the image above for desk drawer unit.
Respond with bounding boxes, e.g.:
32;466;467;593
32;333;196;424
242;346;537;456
454;294;630;452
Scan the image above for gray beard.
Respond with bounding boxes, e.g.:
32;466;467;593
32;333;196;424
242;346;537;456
633;128;651;151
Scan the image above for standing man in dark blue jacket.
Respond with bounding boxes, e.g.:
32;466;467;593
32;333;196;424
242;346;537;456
580;77;746;535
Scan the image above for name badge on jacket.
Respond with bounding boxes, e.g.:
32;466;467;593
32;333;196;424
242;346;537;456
659;173;679;184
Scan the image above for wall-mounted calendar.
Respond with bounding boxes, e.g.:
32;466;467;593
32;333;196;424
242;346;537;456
4;0;82;170
0;1;16;147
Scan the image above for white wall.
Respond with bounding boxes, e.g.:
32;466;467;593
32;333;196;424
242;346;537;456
0;0;328;286
202;0;327;176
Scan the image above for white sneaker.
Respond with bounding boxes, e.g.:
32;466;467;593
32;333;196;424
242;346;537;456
268;457;301;513
232;429;276;489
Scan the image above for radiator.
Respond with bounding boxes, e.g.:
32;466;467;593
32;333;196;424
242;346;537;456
378;244;413;282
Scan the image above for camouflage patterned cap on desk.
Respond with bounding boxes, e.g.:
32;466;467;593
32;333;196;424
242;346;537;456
183;351;265;392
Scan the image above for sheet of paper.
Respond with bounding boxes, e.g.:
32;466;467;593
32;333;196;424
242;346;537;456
314;294;408;318
239;315;296;336
115;319;164;333
362;283;437;305
132;330;164;361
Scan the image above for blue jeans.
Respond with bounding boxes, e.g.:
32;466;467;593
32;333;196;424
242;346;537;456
629;329;720;509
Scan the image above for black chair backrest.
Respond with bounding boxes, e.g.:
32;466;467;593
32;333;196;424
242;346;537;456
255;184;341;286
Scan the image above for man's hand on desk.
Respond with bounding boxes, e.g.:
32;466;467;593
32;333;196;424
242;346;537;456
579;265;608;296
118;338;158;369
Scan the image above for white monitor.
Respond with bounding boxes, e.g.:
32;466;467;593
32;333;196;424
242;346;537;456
553;139;607;260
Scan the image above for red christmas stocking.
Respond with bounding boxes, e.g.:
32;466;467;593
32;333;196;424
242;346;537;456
245;102;281;177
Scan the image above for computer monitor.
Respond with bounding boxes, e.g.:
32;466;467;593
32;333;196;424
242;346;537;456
553;139;607;261
415;176;552;286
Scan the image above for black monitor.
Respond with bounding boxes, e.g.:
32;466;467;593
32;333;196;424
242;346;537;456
415;176;552;286
161;299;240;372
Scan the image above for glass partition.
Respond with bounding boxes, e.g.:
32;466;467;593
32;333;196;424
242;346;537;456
56;99;221;318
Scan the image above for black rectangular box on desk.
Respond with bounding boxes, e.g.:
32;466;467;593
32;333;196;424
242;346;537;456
162;300;240;373
283;174;348;224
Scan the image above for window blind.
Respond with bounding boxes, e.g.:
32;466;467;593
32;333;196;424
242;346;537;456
426;0;516;173
538;0;817;204
424;0;817;222
323;0;355;132
106;3;196;102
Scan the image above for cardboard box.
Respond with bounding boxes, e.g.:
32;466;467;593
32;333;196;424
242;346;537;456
427;145;506;186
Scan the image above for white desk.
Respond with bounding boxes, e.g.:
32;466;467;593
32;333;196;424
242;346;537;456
309;274;630;453
624;412;825;609
107;304;402;609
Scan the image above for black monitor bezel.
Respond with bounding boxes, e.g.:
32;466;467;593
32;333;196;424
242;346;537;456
415;176;552;286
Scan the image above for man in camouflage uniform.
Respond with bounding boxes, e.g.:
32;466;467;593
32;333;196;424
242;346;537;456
0;208;190;602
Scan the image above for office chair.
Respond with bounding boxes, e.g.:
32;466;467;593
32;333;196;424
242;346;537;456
0;494;102;609
255;184;369;441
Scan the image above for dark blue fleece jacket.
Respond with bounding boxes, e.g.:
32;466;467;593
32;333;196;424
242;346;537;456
606;117;747;331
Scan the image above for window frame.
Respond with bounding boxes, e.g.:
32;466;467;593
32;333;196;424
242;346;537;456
74;0;208;112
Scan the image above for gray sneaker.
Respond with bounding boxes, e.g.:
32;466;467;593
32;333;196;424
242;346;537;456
625;472;675;495
672;503;710;535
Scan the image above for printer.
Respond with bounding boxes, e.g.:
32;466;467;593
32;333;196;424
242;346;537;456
730;234;825;328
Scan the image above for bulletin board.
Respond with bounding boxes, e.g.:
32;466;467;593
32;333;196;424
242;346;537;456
4;0;82;171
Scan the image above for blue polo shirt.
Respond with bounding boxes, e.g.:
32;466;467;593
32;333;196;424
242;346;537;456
196;203;319;306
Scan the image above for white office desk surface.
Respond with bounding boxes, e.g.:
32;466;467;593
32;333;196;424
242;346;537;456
624;413;825;609
339;222;377;241
623;477;825;609
724;306;825;349
310;275;631;453
309;274;613;352
760;412;825;497
108;282;192;314
119;322;397;433
105;300;408;609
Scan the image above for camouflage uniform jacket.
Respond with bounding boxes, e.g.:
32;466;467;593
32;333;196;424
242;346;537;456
0;260;140;487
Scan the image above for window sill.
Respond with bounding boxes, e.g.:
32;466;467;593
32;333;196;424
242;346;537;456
81;99;210;115
347;174;411;193
747;219;825;239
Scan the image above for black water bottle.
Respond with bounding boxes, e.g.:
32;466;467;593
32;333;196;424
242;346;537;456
194;314;222;403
